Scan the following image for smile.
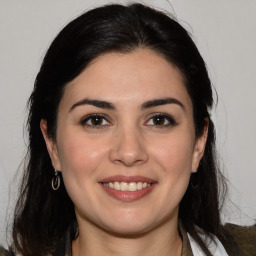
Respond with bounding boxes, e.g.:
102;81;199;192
102;181;151;191
99;175;156;202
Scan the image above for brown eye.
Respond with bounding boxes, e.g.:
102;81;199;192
90;116;104;126
146;114;176;127
153;116;166;125
81;114;110;127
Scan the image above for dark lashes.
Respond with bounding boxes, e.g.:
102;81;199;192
148;113;177;126
80;113;177;127
80;114;109;126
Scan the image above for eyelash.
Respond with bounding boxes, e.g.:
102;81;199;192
80;113;177;129
145;113;177;128
80;114;111;129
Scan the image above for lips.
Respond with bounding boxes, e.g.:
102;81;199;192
99;175;157;202
99;175;156;183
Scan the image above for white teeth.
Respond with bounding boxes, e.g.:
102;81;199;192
137;182;143;190
103;181;152;191
128;182;137;191
142;182;147;188
114;181;121;190
120;182;128;191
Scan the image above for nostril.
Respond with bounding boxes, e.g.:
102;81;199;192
108;130;149;166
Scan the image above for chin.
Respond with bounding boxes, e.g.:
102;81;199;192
96;211;163;237
101;221;154;237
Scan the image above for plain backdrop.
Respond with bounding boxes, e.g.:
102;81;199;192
0;0;256;246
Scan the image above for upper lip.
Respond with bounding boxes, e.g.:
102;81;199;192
99;175;157;184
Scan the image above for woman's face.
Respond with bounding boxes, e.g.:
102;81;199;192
42;48;207;235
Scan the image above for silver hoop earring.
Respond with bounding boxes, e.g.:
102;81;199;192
52;169;60;190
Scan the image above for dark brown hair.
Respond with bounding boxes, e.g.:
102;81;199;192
11;3;227;255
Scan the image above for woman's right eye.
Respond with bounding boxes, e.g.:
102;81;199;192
80;114;110;128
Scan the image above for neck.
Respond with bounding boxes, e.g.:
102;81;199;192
72;216;182;256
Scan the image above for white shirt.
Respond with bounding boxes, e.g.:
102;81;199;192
188;232;229;256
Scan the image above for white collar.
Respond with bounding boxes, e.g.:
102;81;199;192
188;232;229;256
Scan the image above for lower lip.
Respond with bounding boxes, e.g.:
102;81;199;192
100;183;156;202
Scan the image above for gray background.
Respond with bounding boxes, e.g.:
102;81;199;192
1;0;256;246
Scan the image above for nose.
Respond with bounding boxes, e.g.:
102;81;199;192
109;126;148;167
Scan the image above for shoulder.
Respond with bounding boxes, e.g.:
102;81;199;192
221;223;256;256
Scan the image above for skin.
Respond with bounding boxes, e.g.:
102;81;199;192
41;48;208;256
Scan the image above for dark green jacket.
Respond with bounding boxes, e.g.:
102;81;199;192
1;223;255;255
179;223;256;256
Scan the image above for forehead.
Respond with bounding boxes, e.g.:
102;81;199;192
60;48;192;111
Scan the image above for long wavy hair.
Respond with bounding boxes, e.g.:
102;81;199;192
11;3;227;256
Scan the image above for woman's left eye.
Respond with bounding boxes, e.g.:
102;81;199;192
146;114;176;127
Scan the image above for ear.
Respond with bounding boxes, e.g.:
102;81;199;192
191;118;209;173
40;119;61;171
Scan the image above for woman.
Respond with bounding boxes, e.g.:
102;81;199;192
1;3;255;256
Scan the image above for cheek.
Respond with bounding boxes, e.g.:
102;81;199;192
150;133;194;206
56;132;111;215
56;132;107;186
151;132;195;175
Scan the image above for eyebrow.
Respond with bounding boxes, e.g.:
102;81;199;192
141;98;185;110
69;97;184;112
70;98;115;112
